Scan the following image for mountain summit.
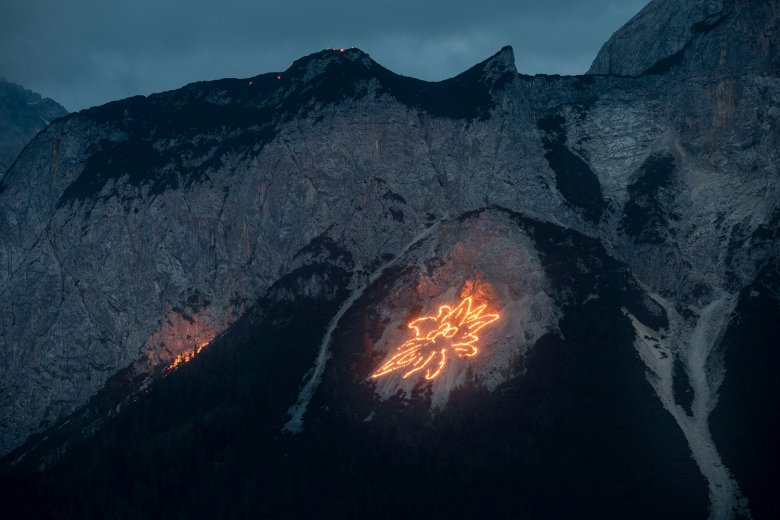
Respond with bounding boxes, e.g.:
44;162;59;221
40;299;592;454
588;0;778;76
0;79;67;174
0;0;778;518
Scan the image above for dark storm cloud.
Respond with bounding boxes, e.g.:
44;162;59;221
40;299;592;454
0;0;647;111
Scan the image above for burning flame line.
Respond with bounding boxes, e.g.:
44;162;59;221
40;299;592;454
165;341;209;374
372;296;499;381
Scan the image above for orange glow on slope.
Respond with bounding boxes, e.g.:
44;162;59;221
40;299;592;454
165;341;209;374
371;296;499;381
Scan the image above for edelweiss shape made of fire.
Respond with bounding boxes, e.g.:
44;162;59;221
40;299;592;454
371;296;500;381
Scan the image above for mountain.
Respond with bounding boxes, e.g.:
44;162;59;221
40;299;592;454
588;0;778;77
0;78;67;174
0;0;778;518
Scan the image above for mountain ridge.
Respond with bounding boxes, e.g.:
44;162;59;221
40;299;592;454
0;0;778;517
0;78;67;176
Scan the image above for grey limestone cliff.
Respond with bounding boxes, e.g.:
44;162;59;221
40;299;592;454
0;1;778;517
0;78;67;175
588;0;778;77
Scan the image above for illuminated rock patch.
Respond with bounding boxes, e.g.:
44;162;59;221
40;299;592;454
366;213;559;409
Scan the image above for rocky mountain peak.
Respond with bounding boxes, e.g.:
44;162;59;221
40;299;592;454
588;0;779;77
0;78;67;175
588;0;725;76
478;45;517;83
285;47;373;84
1;4;778;516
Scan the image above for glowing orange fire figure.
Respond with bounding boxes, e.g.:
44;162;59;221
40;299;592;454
372;296;499;381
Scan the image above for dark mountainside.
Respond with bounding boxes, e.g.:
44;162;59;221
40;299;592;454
0;0;778;518
0;78;67;174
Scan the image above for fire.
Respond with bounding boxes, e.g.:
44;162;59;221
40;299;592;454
165;341;209;373
371;296;499;381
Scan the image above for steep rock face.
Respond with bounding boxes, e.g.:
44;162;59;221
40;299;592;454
0;79;67;174
0;0;778;517
367;213;558;408
588;0;779;77
2;208;712;519
588;0;725;76
0;47;529;455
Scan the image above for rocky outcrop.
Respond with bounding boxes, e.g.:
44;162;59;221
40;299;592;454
0;78;67;174
588;0;726;76
588;0;779;77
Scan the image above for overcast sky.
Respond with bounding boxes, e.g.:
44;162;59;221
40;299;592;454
1;0;648;112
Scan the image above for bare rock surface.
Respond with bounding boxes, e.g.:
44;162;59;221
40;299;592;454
0;78;67;175
0;1;778;517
